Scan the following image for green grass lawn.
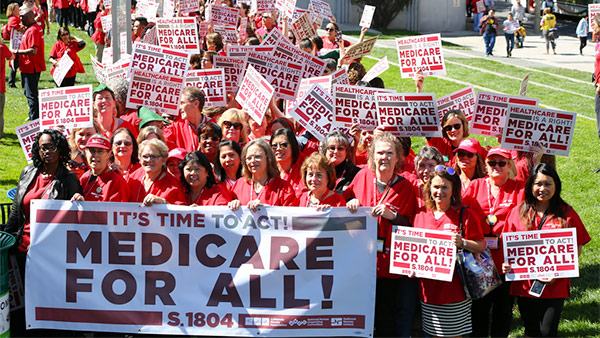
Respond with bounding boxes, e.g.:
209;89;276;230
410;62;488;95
0;19;598;337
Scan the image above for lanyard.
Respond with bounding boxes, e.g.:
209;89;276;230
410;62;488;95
251;179;271;201
537;209;551;230
373;177;392;206
486;178;502;215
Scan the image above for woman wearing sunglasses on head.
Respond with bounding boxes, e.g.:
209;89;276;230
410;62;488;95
427;110;470;166
270;128;305;198
462;147;524;337
452;138;487;194
344;132;418;337
319;130;361;196
71;135;129;202
501;163;590;337
218;108;248;147
414;165;485;338
109;127;140;181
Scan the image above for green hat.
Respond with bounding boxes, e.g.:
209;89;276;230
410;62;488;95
138;106;167;128
93;83;115;100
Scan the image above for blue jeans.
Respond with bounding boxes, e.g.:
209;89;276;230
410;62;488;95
483;33;496;55
474;13;483;31
505;32;515;55
21;72;40;120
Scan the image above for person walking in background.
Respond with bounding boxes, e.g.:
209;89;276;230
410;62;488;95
541;7;557;55
49;26;86;87
480;9;498;56
576;13;589;55
472;0;485;32
5;2;23;89
511;0;525;24
503;13;518;57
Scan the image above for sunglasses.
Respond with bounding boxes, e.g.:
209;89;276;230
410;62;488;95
114;140;132;147
457;151;475;158
40;144;57;152
434;164;456;176
327;146;346;152
487;160;508;168
223;121;242;130
201;135;220;142
325;28;336;32
67;160;88;170
443;123;462;132
271;142;289;150
61;33;70;36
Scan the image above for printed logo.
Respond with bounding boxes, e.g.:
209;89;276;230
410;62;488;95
288;318;307;326
331;318;342;326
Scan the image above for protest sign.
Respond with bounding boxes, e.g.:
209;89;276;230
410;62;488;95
291;12;316;41
228;45;275;58
236;64;275;123
331;68;350;85
27;201;376;336
507;20;520;32
309;0;333;20
179;0;200;14
289;84;335;141
214;55;248;92
246;51;302;101
519;72;530;97
503;228;579;281
389;226;457;281
90;55;106;83
239;17;248;42
199;21;210;41
396;34;445;78
285;75;331;116
436;86;476;121
333;85;390;131
102;0;110;9
208;4;240;27
156;17;200;53
185;69;228;107
127;68;184;115
359;5;375;28
214;25;238;44
362;56;389;83
88;0;99;14
501;104;576;157
376;93;441;137
470;92;539;137
290;7;310;25
101;15;112;32
275;0;296;18
136;0;159;21
589;4;600;28
129;42;190;79
475;0;485;12
105;57;130;82
52;53;74;86
163;0;175;17
342;36;378;61
39;85;93;130
10;28;23;51
253;0;278;13
15;119;40;163
262;28;325;79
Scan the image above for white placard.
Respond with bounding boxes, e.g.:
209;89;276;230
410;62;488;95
436;86;476;121
52;53;74;86
39;85;93;130
236;64;275;123
15;119;40;163
289;83;334;141
519;72;530;97
156;17;200;53
214;55;248;93
359;5;375;28
396;33;446;78
362;56;389;83
470;91;539;137
333;85;391;131
376;93;441;137
10;28;23;51
246;51;303;101
185;69;228;107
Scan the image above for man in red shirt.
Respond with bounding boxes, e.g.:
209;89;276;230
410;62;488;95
163;86;208;151
12;6;45;121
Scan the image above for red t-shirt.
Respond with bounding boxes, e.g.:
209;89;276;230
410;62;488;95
595;41;600;87
164;118;206;152
18;24;46;74
91;13;107;44
122;162;141;183
50;40;85;78
298;190;346;207
118;108;141;133
463;178;525;269
99;118;139;139
354;149;368;166
426;137;456;166
321;36;351;50
186;184;232;206
80;168;129;202
343;168;418;279
128;168;187;205
280;162;305;198
0;44;13;93
20;173;54;252
503;205;591;299
414;207;484;305
231;177;298;206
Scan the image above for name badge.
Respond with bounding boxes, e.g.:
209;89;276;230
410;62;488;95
485;235;499;250
377;239;384;253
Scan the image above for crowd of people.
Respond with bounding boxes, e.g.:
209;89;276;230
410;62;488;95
0;0;594;337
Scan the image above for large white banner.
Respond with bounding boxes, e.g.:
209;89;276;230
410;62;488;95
27;201;376;337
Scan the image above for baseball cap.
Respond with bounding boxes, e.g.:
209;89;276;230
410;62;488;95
85;135;111;150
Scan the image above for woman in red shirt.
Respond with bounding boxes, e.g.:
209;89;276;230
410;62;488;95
427;109;470;165
414;165;485;337
49;26;86;87
502;163;591;337
453;138;487;194
215;140;242;192
344;132;418;337
90;2;108;62
270;128;304;198
299;153;345;208
180;151;231;206
229;139;297;212
413;146;444;209
71;134;129;202
6;3;24;88
462;147;525;337
109;127;140;181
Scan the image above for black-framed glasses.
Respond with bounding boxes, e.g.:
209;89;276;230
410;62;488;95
325;28;336;32
487;160;507;168
67;160;88;170
61;33;70;36
223;121;242;130
457;151;475;158
271;142;289;150
443;123;462;132
434;164;456;176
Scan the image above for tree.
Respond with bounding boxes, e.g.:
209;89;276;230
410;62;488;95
351;0;413;30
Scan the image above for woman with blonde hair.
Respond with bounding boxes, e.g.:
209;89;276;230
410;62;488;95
218;108;248;146
137;125;165;144
68;120;101;150
299;153;345;208
427;109;470;166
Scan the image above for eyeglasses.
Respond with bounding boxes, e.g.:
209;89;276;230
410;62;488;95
487;160;508;168
271;142;289;150
142;154;162;161
67;160;88;170
114;140;132;147
327;146;346;152
457;151;475;158
223;121;242;130
40;144;57;152
262;15;272;19
201;135;220;142
443;123;462;132
325;28;336;32
61;33;70;36
434;164;456;176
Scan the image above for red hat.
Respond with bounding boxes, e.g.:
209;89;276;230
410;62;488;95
167;148;187;162
85;135;111;150
486;147;512;159
455;138;487;158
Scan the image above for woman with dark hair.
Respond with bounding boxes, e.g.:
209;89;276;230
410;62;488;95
299;153;345;208
201;50;217;69
414;165;485;337
319;130;361;196
180;151;231;206
110;127;140;181
344;132;418;337
215;140;242;192
49;26;85;87
198;122;222;166
269;118;294;135
229;138;297;211
413;145;444;208
427;109;470;166
270;128;304;197
502;163;590;337
452;138;487;193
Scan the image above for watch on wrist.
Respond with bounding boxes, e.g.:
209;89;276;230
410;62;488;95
461;238;467;249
